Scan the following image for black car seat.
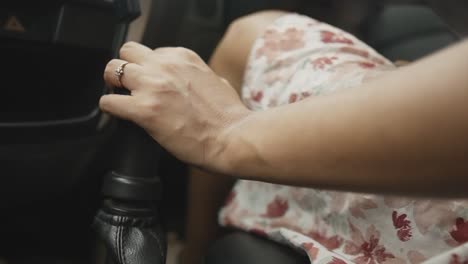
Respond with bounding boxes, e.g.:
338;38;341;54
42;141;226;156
1;0;166;263
364;4;459;61
204;4;462;264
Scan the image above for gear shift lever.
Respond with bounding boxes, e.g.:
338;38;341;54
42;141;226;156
92;1;166;263
93;120;167;264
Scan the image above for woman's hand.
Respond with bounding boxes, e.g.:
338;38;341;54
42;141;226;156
101;42;251;170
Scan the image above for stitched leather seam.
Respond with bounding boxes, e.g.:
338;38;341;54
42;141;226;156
121;221;127;264
117;216;122;264
149;229;165;261
119;216;125;264
114;217;120;264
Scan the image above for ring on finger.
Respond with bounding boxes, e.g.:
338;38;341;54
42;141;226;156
115;62;129;87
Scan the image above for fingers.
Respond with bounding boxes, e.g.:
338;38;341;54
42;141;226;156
154;46;202;63
119;41;153;63
99;94;139;121
104;59;144;90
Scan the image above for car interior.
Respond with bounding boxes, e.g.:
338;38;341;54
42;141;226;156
0;0;466;263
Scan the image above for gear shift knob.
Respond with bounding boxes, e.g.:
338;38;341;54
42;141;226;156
93;121;167;264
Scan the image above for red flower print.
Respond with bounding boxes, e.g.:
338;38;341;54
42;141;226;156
289;92;313;104
358;62;376;69
397;228;412;242
256;27;306;62
392;212;410;227
311;56;338;70
450;217;468;244
221;214;234;227
413;200;456;235
338;46;388;65
392;211;412;242
320;30;353;45
289;93;298;103
328;257;347;264
339;46;369;58
263;196;289;218
224;190;236;206
344;223;395;264
301;242;319;260
251;90;263;102
383;197;412;209
450;254;468;264
308;231;343;250
349;197;378;219
280;28;306;50
249;228;268;237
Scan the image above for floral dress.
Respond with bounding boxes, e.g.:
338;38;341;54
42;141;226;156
218;13;468;264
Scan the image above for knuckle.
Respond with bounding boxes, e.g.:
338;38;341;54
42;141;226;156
119;41;137;57
172;47;199;60
103;62;116;80
143;76;171;90
173;47;188;54
139;97;162;114
174;47;190;56
160;61;177;73
146;52;159;64
122;41;139;49
155;78;172;90
183;49;200;61
119;49;128;59
104;60;115;72
153;47;169;53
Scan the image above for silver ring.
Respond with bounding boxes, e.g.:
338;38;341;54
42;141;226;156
114;62;129;87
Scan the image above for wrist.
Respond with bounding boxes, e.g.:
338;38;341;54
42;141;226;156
213;109;263;178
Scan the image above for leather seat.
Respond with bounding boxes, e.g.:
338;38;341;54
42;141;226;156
364;5;459;61
204;232;309;264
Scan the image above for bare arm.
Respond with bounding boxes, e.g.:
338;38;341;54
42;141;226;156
101;40;468;198
219;39;468;196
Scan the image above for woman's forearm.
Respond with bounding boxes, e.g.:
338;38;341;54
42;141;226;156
221;40;468;197
100;40;468;196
